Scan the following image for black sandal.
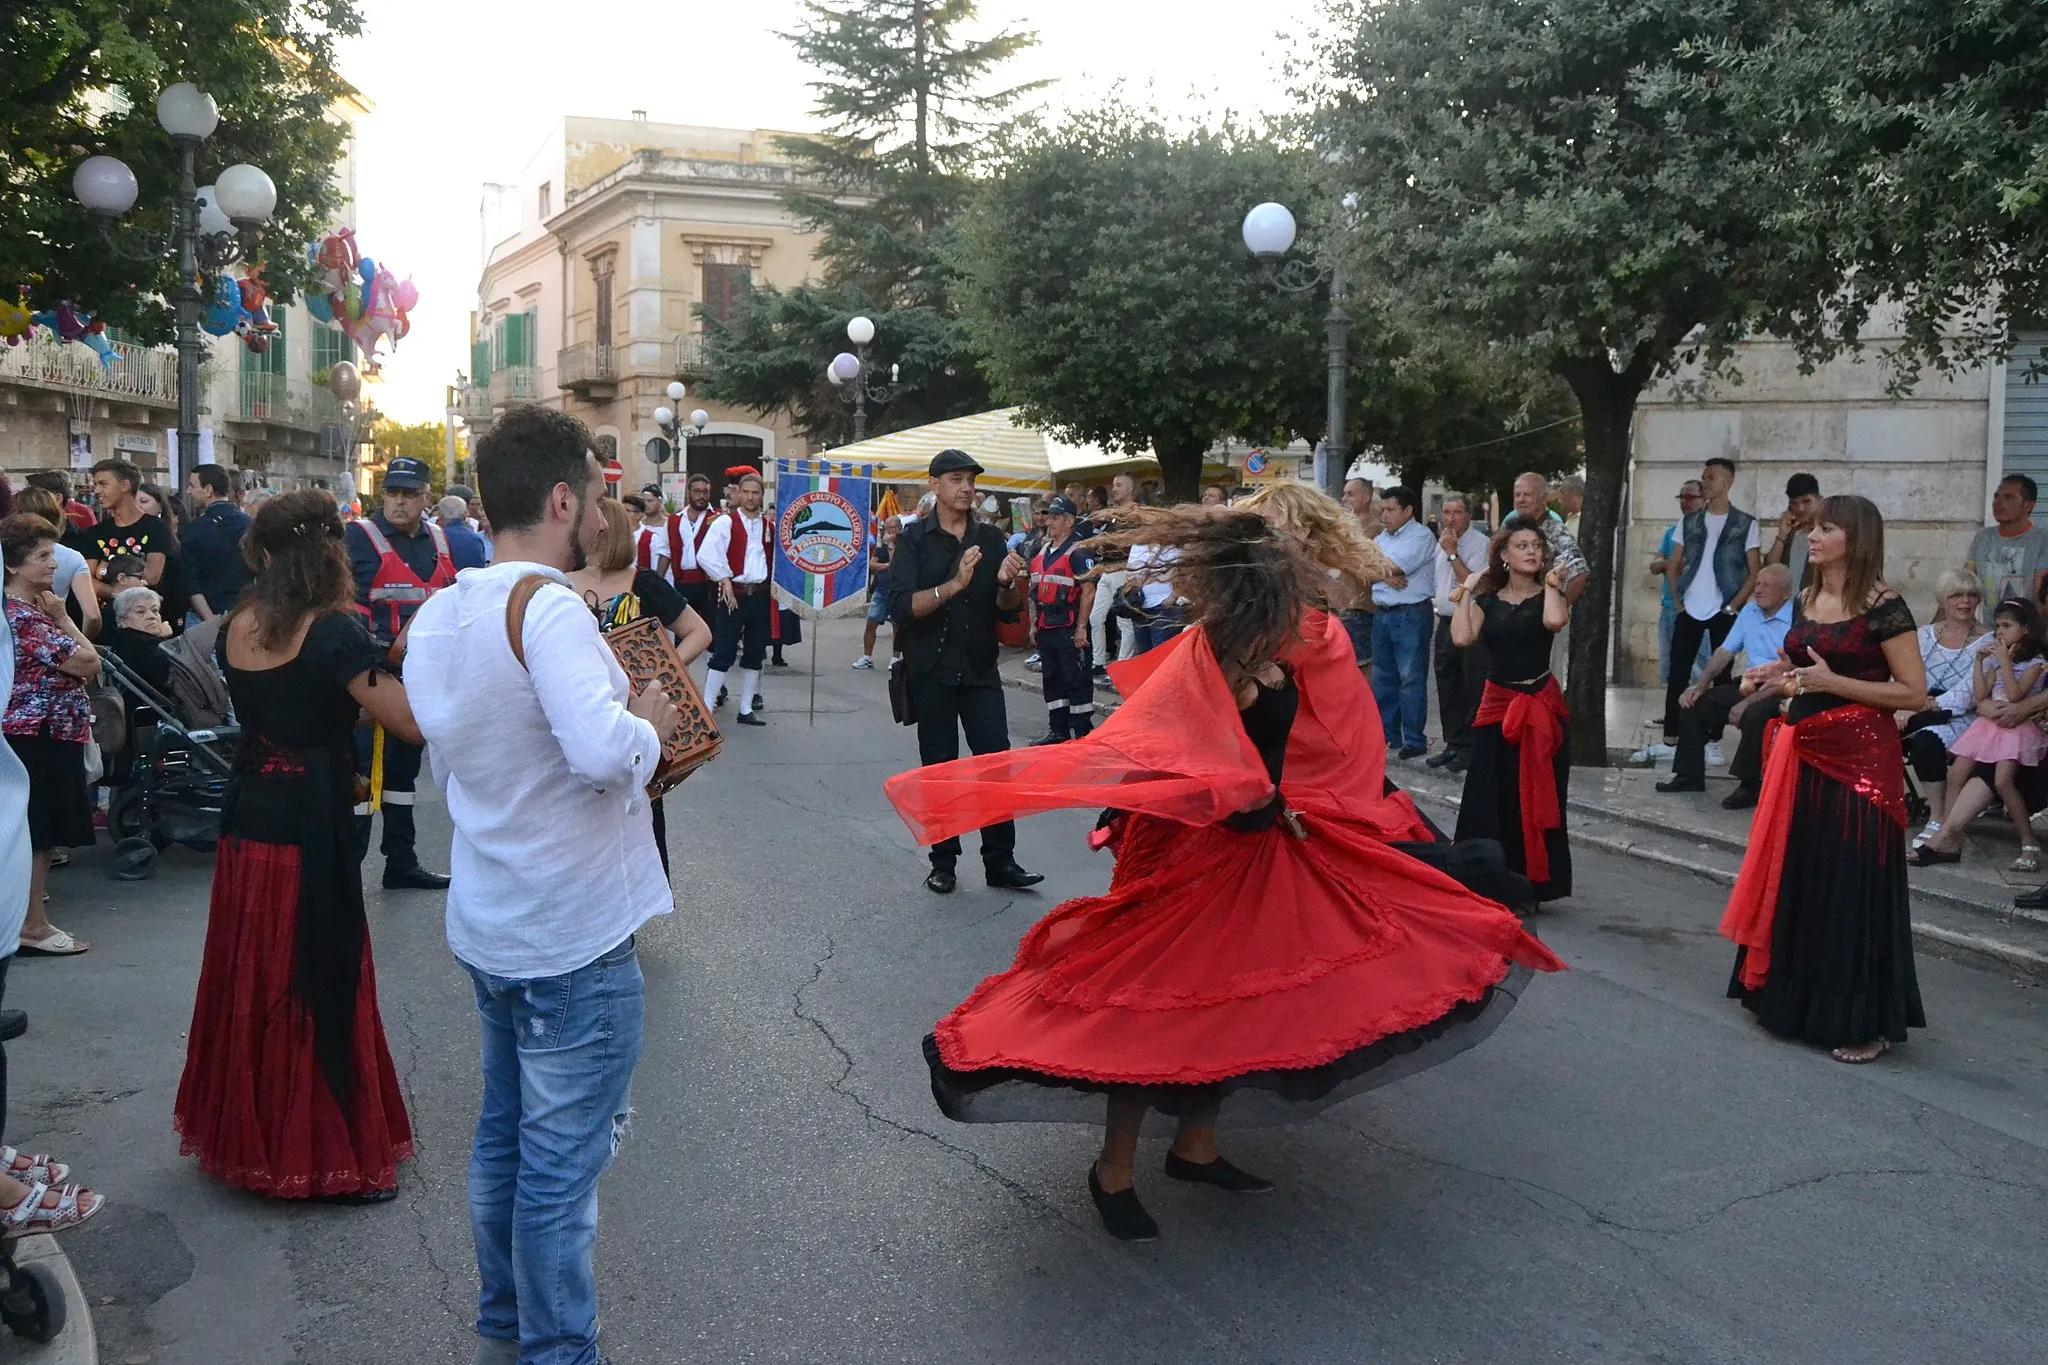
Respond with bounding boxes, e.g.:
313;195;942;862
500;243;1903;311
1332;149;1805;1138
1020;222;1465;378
1904;846;1959;867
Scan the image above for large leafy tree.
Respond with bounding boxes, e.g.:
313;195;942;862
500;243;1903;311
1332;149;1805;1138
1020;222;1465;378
2;1;363;338
1316;0;1842;761
698;0;1042;443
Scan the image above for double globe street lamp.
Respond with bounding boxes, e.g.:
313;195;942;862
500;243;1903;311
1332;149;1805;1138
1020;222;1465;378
650;380;710;481
1242;200;1349;502
72;83;278;467
827;315;905;443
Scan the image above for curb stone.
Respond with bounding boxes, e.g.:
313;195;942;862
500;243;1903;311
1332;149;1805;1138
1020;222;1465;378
9;1234;98;1363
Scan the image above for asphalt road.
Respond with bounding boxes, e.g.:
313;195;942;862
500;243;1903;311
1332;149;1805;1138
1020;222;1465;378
10;620;2048;1365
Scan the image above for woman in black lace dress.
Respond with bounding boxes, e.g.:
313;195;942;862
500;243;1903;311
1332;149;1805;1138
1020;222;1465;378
1720;495;1926;1063
1450;525;1573;901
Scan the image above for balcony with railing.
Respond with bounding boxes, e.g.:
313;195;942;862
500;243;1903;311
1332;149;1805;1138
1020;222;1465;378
557;342;617;395
235;372;344;431
0;336;180;405
491;365;540;408
455;384;493;422
671;333;708;378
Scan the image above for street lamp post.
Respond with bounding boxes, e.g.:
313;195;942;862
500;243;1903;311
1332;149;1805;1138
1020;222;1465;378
828;315;907;443
73;83;276;470
652;380;709;486
1243;201;1348;503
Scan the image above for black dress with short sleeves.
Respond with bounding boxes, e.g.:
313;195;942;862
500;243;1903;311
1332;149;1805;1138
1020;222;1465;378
1454;592;1571;901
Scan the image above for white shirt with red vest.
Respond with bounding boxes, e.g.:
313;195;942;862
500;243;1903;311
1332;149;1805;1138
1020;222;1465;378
698;510;769;585
666;507;718;586
634;519;670;576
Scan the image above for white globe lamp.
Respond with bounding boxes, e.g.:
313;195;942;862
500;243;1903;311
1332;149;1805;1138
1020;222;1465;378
846;315;876;346
1241;201;1298;259
653;406;675;427
72;156;139;218
666;380;686;403
215;163;277;225
156;84;220;141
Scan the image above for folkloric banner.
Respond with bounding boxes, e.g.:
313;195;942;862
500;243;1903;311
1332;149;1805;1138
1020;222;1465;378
773;460;872;620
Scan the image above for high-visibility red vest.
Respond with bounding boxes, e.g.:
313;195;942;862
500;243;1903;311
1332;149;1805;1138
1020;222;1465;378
353;517;456;642
1029;537;1087;629
666;508;716;584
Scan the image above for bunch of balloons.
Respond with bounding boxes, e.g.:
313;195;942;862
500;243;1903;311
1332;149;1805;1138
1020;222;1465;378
305;228;415;360
0;291;32;347
200;273;280;352
23;300;116;369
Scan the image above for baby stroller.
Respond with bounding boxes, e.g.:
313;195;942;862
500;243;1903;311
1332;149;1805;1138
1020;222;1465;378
0;1012;68;1342
95;618;240;880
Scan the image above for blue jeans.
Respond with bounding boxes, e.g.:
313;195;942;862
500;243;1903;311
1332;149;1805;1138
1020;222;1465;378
1132;603;1183;655
1372;603;1433;750
463;936;645;1365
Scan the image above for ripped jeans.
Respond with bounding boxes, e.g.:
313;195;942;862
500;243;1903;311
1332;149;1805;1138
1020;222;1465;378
462;935;645;1365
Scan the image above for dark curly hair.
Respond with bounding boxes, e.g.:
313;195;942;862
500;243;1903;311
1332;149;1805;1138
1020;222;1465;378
1475;522;1555;597
474;403;595;533
1087;506;1328;684
239;488;356;651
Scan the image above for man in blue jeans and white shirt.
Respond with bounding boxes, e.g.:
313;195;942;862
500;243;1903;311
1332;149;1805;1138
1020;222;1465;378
1372;486;1438;758
406;405;680;1365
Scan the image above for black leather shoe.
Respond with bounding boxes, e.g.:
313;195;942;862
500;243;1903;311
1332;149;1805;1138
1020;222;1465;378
1088;1164;1160;1242
1029;733;1069;747
984;861;1045;890
1721;785;1760;810
1164;1152;1274;1193
2013;884;2048;910
737;712;767;727
1445;751;1470;773
0;1009;26;1043
714;687;728;709
1425;749;1456;769
1396;745;1427;761
384;865;451;891
925;866;957;895
1655;776;1705;794
752;696;767;711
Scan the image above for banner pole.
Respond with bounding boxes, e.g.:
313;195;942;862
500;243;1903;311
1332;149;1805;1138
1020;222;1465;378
809;626;819;727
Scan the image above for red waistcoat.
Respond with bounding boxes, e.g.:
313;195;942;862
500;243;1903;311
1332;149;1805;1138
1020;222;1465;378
667;508;716;584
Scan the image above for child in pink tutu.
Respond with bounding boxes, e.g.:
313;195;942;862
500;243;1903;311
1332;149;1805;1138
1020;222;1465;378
1944;597;2048;870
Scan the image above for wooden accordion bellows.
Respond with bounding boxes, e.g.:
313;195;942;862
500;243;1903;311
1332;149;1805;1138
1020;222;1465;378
505;574;723;796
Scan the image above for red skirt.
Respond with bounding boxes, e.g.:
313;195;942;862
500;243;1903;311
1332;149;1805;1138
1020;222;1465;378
173;837;414;1197
929;805;1564;1129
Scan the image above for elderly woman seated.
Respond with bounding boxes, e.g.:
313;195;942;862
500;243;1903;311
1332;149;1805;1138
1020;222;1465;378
1902;570;1991;843
105;585;174;693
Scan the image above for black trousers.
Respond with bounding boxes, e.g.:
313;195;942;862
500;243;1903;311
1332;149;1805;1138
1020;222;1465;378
355;727;426;868
908;671;1016;868
1663;611;1736;736
709;586;771;671
1673;685;1779;785
1035;627;1094;738
677;577;713;625
1432;613;1486;756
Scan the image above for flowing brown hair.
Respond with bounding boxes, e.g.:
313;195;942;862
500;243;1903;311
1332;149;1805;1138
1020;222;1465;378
1809;493;1886;611
1474;522;1555;596
239;488;356;651
1086;505;1330;685
1236;482;1398;606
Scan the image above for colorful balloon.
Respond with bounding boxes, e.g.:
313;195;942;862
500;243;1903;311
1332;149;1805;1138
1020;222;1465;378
306;290;335;323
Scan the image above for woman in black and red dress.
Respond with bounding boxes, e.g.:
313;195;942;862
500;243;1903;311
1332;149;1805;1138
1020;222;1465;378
174;490;416;1200
1721;494;1925;1063
886;507;1563;1241
1450;525;1573;901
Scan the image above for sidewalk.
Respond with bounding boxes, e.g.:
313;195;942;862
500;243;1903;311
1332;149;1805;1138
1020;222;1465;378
5;1234;98;1363
994;644;2048;978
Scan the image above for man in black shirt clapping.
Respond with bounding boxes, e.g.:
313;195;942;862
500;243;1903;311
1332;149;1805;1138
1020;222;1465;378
890;449;1046;896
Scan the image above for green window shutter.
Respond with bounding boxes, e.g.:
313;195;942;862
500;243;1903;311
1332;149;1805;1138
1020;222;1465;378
313;322;339;375
492;318;507;371
472;338;491;382
266;311;288;377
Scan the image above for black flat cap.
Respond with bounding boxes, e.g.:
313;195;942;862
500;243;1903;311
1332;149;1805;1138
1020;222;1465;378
928;448;984;477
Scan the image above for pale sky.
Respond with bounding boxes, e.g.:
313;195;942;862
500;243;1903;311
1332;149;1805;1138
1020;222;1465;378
336;0;1322;423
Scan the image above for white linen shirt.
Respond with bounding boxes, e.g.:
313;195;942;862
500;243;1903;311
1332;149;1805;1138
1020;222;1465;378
1125;544;1179;609
671;507;714;578
1372;518;1439;608
405;560;668;979
698;512;769;584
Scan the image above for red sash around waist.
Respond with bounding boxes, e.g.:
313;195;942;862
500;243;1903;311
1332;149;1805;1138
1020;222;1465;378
1471;678;1569;883
1719;703;1905;990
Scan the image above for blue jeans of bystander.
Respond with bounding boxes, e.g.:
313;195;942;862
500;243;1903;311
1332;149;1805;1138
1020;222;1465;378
463;935;645;1365
1371;603;1434;751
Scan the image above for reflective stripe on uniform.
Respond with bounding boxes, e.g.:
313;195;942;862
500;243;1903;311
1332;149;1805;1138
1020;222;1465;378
382;789;416;806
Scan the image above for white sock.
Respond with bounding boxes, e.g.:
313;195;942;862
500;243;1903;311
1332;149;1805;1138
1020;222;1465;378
704;667;727;703
738;668;761;715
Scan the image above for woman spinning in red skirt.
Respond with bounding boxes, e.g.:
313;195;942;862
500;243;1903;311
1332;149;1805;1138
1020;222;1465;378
886;506;1563;1241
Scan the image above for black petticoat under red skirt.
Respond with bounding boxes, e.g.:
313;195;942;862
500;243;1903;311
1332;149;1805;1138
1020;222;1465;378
174;837;414;1197
925;806;1562;1133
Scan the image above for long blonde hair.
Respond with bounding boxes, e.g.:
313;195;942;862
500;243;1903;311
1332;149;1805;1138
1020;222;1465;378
592;497;638;574
1236;482;1397;607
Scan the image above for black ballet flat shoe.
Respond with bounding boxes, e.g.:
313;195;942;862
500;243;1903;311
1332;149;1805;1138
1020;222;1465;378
312;1186;399;1206
1088;1164;1160;1242
737;712;767;727
1654;776;1705;794
384;865;452;891
1164;1152;1274;1193
1904;845;1960;867
984;861;1045;891
1720;785;1760;810
924;866;957;895
2014;884;2048;910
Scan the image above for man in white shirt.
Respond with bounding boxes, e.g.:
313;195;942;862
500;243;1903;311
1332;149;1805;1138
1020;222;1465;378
1087;473;1142;672
1427;494;1492;772
1661;456;1762;743
698;468;773;727
402;405;679;1365
665;473;716;620
629;486;669;579
1124;542;1182;654
1372;486;1439;758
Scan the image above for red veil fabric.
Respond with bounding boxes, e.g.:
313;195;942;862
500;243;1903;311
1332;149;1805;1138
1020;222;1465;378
1719;704;1905;989
888;611;1562;1090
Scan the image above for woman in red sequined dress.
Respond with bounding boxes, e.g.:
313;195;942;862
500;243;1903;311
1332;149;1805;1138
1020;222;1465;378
886;507;1563;1241
1720;495;1926;1062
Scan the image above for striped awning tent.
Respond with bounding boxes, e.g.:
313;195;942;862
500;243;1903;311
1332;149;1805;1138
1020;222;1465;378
832;408;1158;493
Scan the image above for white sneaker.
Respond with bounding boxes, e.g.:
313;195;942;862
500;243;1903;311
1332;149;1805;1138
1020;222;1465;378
1628;742;1675;765
851;656;873;670
1705;741;1725;769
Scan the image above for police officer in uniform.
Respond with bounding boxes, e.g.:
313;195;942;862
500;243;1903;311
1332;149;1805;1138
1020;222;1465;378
1027;496;1098;745
890;449;1046;896
345;456;453;890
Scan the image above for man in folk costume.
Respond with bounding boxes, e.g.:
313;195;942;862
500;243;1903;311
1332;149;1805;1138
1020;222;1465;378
1028;496;1098;745
665;472;717;621
630;486;669;579
344;456;453;890
699;468;773;728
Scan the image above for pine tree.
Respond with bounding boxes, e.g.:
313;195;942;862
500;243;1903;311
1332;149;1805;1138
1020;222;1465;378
697;1;1042;443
